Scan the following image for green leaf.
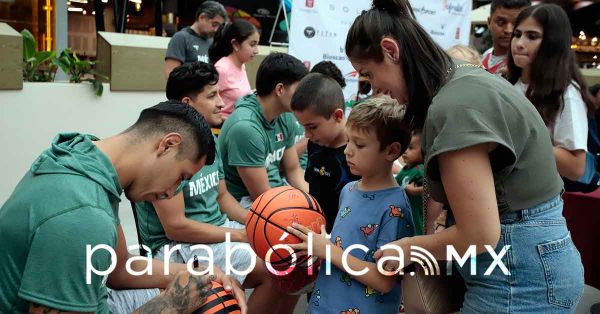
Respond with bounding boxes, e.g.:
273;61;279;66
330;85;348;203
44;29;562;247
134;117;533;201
20;29;36;60
35;50;55;64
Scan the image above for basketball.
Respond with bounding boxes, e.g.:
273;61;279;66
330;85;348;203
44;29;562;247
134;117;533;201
245;186;325;270
194;281;241;314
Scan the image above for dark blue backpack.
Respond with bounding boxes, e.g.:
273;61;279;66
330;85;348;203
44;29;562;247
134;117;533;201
563;109;600;193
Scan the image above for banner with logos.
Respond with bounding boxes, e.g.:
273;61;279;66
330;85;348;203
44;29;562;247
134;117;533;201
289;0;370;100
289;0;471;99
412;0;472;49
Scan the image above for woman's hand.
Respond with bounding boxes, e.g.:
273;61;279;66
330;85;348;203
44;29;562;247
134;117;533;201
374;238;412;275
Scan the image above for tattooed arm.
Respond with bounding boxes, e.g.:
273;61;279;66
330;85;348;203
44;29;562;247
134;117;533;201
28;271;212;314
107;225;188;289
132;271;213;314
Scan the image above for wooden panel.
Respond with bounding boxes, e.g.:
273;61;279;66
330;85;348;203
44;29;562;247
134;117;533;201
0;23;23;90
582;69;600;87
95;34;111;83
110;45;167;91
96;31;169;91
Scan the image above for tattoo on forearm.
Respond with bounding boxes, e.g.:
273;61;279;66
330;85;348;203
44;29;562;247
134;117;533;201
134;273;213;314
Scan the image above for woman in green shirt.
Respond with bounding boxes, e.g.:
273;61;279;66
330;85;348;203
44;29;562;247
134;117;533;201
344;0;584;312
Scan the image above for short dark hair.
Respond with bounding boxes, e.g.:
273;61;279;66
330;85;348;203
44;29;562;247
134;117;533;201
195;1;227;20
490;0;531;14
291;73;344;118
166;62;219;101
209;19;258;64
310;61;346;88
590;84;600;97
255;52;308;96
129;100;215;165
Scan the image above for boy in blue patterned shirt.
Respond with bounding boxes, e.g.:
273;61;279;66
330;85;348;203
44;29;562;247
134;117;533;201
288;97;414;313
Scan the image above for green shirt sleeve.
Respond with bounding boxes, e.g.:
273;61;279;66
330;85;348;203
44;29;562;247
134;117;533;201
18;207;117;312
225;121;267;167
284;113;298;149
423;93;517;182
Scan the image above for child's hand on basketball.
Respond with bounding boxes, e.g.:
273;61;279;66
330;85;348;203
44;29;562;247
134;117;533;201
286;223;330;259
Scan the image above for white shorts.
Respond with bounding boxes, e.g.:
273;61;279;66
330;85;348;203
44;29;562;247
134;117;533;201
154;219;254;284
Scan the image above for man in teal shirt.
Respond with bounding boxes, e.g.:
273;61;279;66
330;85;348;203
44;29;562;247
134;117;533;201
0;102;245;313
136;62;300;313
219;53;309;207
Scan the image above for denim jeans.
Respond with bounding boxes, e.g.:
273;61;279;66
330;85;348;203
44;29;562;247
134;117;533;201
454;195;584;313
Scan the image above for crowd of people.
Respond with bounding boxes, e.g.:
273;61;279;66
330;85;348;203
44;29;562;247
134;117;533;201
1;0;599;313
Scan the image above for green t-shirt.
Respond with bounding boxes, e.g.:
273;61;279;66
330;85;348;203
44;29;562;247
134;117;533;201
422;64;563;213
136;139;227;254
293;116;308;170
395;164;424;235
0;133;120;313
219;94;297;200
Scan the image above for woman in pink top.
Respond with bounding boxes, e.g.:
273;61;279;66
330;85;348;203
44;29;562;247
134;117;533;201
209;19;259;120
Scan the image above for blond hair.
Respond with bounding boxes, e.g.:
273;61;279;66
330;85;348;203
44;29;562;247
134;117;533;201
347;96;411;153
447;45;482;65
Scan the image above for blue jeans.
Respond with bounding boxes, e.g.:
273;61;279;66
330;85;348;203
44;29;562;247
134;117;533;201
454;195;584;313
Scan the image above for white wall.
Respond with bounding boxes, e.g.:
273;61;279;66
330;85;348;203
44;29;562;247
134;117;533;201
0;82;165;245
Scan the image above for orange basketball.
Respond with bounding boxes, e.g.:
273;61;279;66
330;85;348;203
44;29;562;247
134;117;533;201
245;186;325;270
194;281;241;314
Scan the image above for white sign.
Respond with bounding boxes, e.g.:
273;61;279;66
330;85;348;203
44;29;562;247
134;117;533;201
411;0;472;49
289;0;472;99
289;0;370;100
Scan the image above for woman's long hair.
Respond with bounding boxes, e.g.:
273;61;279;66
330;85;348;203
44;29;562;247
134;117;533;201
507;4;595;126
345;0;453;129
208;19;257;64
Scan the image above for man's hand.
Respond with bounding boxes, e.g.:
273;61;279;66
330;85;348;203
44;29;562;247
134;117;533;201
133;271;213;313
165;264;247;314
212;267;247;314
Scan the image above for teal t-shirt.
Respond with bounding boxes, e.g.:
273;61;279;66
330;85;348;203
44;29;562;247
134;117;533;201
395;164;424;235
136;138;227;254
422;63;563;212
0;133;121;313
293;115;308;170
219;94;297;200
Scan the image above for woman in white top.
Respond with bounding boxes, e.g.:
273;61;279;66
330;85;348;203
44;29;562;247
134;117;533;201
507;3;596;181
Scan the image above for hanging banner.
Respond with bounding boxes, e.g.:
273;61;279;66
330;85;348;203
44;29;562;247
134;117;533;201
289;0;370;100
412;0;472;49
289;0;471;99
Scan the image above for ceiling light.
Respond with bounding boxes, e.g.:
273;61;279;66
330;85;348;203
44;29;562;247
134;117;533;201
67;6;83;11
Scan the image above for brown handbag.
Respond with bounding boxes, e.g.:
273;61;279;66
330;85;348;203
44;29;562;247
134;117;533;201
401;177;465;314
402;266;465;314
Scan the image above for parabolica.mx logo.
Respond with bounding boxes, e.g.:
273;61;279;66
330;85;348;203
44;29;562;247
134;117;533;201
85;232;510;284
